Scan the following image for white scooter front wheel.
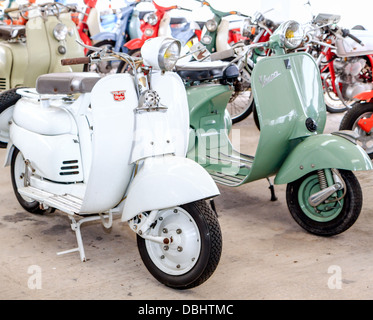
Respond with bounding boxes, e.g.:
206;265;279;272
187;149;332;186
137;200;222;289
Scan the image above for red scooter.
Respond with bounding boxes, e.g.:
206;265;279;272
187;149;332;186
339;89;373;158
309;13;373;113
116;0;197;72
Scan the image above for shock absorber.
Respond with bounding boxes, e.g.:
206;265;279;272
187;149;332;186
317;169;328;190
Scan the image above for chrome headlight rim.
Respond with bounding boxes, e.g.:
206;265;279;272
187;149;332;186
144;12;158;26
53;23;68;41
158;39;181;71
205;19;218;32
282;20;303;49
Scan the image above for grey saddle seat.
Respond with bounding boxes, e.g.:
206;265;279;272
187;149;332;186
0;25;25;40
36;72;101;95
175;61;239;82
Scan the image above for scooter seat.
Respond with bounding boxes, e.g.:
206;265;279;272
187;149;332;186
175;61;239;82
36;72;101;95
0;25;25;40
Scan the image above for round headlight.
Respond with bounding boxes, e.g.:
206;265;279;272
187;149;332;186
205;19;217;32
283;21;303;49
53;23;68;41
144;12;158;26
158;39;181;71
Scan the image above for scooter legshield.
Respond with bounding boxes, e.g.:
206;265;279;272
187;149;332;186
121;155;220;221
274;134;373;185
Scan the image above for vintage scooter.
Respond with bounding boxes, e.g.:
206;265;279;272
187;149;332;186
307;13;373;113
194;0;254;124
83;0;144;74
115;0;198;73
176;20;373;236
0;2;84;147
339;90;373;158
2;37;222;289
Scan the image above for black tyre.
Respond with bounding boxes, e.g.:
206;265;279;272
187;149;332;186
228;66;255;124
116;49;141;74
83;40;120;75
137;200;222;289
0;88;24;148
286;169;362;236
11;147;55;215
339;102;373;158
322;72;349;113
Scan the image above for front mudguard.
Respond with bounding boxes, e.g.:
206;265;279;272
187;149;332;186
121;155;220;221
274;134;373;185
124;38;145;51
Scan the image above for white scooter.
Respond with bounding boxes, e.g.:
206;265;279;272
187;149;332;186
3;37;222;289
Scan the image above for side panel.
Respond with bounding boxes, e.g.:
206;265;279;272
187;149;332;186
0;45;13;91
10;122;84;182
80;74;137;213
0;42;28;89
274;134;373;184
121;155;220;221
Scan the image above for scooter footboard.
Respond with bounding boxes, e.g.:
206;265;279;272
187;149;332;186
121;155;220;221
274;134;373;185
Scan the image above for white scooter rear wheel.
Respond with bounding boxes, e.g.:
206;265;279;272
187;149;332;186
137;200;222;289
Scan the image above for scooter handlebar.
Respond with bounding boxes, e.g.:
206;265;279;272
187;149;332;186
4;7;20;13
61;57;90;66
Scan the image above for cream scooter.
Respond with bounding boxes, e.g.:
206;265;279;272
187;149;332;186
0;2;84;147
3;37;222;289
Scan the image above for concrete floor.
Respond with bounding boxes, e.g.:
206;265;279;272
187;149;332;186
1;111;373;300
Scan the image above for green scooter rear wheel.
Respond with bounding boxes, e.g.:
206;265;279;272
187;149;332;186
286;169;362;236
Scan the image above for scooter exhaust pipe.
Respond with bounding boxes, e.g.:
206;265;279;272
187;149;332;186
308;183;343;207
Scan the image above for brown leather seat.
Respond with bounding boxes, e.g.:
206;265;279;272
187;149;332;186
36;72;101;95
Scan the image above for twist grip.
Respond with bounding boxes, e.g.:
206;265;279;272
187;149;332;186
61;57;90;66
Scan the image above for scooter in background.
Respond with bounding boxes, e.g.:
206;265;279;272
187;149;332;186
2;37;222;289
83;0;144;74
307;13;373;113
0;2;84;147
339;89;373;158
194;0;255;124
177;21;373;236
115;0;198;73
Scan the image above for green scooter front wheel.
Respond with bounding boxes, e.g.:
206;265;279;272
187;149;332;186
286;169;362;236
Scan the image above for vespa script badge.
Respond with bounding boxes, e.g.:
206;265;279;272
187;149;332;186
111;90;126;101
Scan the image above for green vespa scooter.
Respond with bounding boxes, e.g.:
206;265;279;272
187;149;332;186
177;20;373;236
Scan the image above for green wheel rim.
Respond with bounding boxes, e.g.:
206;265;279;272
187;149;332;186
298;174;344;222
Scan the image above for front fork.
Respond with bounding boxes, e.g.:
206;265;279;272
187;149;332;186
128;210;173;245
308;169;346;208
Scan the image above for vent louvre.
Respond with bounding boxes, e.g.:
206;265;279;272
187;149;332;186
0;78;7;91
60;160;80;176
